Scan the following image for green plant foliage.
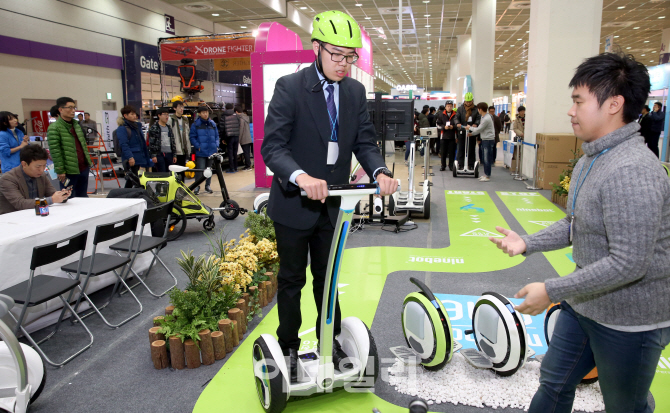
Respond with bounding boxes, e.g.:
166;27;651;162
158;250;241;344
244;211;276;242
204;228;230;260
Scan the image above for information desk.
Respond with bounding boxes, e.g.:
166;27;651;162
0;198;153;332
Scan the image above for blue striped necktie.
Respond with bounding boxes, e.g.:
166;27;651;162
326;84;338;141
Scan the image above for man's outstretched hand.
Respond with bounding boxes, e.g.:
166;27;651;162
489;226;527;257
514;282;551;316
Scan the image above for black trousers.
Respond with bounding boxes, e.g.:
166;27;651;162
440;139;456;169
645;131;661;158
241;143;252;167
274;210;339;351
226;135;239;171
457;130;477;169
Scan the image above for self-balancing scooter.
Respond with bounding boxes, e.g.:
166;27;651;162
453;126;480;178
252;183;383;413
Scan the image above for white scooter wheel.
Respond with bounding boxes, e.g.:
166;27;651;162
0;342;47;412
252;336;288;413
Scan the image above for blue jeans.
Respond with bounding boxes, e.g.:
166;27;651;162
530;301;670;413
61;168;89;198
481;140;495;177
195;157;213;187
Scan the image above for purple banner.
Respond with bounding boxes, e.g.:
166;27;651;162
0;35;122;70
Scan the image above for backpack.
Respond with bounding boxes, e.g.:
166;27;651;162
113;126;133;158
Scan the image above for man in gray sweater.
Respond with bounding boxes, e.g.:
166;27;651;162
490;52;670;413
466;102;496;181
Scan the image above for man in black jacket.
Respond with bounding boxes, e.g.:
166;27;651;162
427;106;438;154
220;103;240;172
455;93;481;169
638;105;655;156
261;10;396;383
437;102;457;171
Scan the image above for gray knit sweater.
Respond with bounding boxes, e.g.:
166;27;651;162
521;122;670;327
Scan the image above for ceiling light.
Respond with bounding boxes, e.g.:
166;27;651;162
427;41;432;43
426;33;431;36
653;51;657;53
422;0;430;3
212;13;219;16
425;25;431;28
614;35;620;38
241;26;247;28
383;42;388;44
618;6;625;9
642;54;646;56
651;60;655;63
633;27;639;29
526;31;529;33
644;40;650;43
517;38;522;41
365;17;371;19
300;6;307;9
660;16;666;19
511;44;515;47
626;46;631;49
355;3;362;6
387;48;391;50
424;14;431;17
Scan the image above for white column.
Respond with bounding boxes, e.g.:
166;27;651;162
456;35;471;103
444;70;450;91
450;57;459;94
471;0;496;105
523;0;603;178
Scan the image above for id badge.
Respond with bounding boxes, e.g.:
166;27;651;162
569;216;574;244
327;141;339;165
468;116;473;123
446;121;451;127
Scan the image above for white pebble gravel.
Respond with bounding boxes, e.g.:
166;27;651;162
387;353;605;412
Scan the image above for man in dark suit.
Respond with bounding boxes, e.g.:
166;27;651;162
261;10;397;382
639;105;654;156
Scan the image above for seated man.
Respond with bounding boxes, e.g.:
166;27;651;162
0;145;70;215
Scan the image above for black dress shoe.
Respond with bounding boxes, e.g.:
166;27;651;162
440;167;445;171
284;348;298;383
332;340;353;371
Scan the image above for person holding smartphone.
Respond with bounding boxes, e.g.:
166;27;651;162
0;145;70;214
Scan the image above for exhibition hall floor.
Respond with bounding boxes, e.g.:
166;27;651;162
24;151;668;413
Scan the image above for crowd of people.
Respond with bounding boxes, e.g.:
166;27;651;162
0;97;254;213
410;91;664;183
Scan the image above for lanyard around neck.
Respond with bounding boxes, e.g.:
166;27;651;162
571;148;609;216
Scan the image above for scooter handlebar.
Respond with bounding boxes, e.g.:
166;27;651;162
300;183;379;197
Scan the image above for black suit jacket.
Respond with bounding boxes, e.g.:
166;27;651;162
639;113;653;140
261;63;386;230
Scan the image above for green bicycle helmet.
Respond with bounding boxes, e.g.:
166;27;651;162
311;10;363;48
464;92;474;101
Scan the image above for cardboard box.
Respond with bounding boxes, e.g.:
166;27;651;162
537;133;577;163
536;161;571;190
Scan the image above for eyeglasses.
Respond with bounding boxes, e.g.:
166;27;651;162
62;105;77;110
321;44;359;64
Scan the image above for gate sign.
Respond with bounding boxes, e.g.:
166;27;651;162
160;38;255;61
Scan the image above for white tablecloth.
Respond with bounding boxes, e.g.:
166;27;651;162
0;198;152;330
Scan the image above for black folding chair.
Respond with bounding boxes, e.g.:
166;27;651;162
108;202;177;298
60;215;143;328
0;231;94;367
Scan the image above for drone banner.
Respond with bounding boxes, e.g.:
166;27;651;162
160;38;255;61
